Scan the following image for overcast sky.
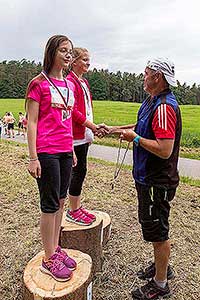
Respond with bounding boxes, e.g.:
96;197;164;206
0;0;199;85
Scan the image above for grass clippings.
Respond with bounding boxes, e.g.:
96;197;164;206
0;142;200;300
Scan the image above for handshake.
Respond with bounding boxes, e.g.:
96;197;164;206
94;123;126;138
92;123;136;141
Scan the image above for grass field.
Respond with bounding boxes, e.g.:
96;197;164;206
0;99;200;157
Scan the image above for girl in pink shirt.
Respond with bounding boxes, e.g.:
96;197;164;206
26;35;77;282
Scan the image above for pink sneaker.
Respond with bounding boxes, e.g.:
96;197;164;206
66;208;94;226
80;206;96;221
40;253;72;282
56;246;77;270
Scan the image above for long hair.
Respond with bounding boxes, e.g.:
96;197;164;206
25;35;73;110
43;35;73;74
72;47;89;65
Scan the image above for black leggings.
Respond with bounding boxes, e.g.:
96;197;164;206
69;143;89;196
37;152;73;213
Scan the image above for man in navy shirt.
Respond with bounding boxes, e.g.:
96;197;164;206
114;58;182;299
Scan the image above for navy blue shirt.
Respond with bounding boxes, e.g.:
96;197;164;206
133;89;182;188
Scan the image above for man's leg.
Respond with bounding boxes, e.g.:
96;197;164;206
153;240;171;281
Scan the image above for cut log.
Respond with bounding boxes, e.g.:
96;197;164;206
60;213;103;275
93;211;111;247
23;249;93;300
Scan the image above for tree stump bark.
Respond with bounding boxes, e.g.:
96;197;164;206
23;249;93;300
93;211;111;247
60;213;103;275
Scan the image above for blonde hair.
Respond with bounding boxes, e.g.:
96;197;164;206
72;47;89;63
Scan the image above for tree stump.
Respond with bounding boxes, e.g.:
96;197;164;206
60;213;103;275
23;249;93;300
93;211;111;247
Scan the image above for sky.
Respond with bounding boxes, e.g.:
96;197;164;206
0;0;200;86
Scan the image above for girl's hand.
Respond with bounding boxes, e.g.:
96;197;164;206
28;160;41;178
72;152;77;167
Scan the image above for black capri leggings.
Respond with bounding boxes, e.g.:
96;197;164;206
69;143;89;196
37;152;73;213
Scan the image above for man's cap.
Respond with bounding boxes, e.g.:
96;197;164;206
146;57;177;87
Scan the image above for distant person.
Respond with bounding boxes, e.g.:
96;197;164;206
26;35;77;282
2;112;9;135
108;58;181;299
0;118;3;138
22;113;28;139
66;47;108;225
7;112;15;138
17;112;24;135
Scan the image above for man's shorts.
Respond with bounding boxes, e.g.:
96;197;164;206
135;182;176;242
8;123;14;130
37;152;73;213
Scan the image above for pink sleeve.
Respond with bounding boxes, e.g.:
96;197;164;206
27;81;42;103
152;104;176;139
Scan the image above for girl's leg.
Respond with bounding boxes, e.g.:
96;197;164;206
54;153;73;248
68;143;89;209
68;195;81;211
40;212;56;259
37;153;61;258
54;198;65;249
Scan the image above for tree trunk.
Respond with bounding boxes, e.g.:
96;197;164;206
93;211;111;247
23;249;93;300
60;213;103;275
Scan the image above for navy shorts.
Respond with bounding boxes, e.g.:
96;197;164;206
37;152;73;213
135;182;176;242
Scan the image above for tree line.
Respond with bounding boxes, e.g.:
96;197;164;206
0;59;200;104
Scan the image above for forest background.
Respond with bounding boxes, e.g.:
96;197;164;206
0;59;200;104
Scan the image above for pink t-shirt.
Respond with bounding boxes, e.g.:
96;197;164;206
27;77;75;154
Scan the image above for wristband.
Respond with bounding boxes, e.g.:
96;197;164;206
29;157;38;161
133;135;141;146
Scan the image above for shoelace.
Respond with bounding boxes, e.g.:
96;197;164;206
111;139;130;190
46;258;65;271
71;209;91;222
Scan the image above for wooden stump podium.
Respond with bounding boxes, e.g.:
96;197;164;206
60;213;103;275
93;211;111;247
23;249;93;300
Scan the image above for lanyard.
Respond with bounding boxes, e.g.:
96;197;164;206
111;140;130;190
41;71;69;109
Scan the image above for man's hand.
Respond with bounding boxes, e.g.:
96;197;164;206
120;129;136;142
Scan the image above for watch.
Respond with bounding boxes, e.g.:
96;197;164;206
133;135;141;146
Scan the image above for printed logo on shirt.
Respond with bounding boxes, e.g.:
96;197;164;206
50;86;68;109
62;109;71;121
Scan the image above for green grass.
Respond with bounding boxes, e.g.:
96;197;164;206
0;99;25;119
1;98;200;150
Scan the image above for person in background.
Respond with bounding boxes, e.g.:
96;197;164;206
17;112;24;135
0;118;3;138
7;112;15;138
2;112;9;135
22;113;28;139
66;47;108;225
26;35;77;282
108;58;181;299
